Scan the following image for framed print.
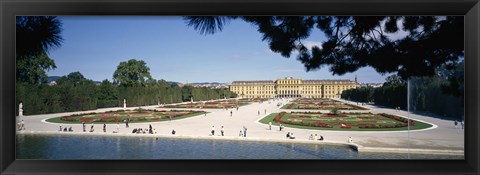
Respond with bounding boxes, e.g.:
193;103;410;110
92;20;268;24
1;0;479;174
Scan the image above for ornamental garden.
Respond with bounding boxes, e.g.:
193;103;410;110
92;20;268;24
259;111;433;131
161;98;268;109
281;98;368;110
45;109;207;124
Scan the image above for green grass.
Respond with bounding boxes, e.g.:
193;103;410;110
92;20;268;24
281;103;367;110
280;103;298;109
259;113;433;131
45;111;207;124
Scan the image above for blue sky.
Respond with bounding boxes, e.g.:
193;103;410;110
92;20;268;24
47;16;392;83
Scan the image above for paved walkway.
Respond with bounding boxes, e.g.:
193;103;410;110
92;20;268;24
16;98;464;155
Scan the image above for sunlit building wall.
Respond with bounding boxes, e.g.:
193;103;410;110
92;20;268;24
230;77;358;99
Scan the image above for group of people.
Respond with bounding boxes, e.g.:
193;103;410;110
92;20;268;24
286;132;295;139
132;128;156;134
132;124;155;134
17;120;25;131
308;134;324;141
454;120;464;129
59;126;73;132
239;126;247;137
211;125;226;136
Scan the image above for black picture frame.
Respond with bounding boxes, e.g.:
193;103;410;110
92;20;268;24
1;0;479;174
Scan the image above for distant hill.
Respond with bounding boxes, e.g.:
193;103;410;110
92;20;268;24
46;76;61;83
190;82;222;85
167;81;181;85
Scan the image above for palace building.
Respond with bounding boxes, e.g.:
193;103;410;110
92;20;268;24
229;77;358;99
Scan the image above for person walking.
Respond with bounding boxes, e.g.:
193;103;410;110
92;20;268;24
103;124;106;133
116;123;120;133
221;126;224;136
348;137;353;143
126;118;129;128
211;125;215;136
90;123;94;132
243;126;247;137
461;121;464;129
230;111;233;117
454;120;458;128
269;122;272;130
264;109;266;115
20;120;25;130
258;110;260;116
239;130;243;137
82;122;86;132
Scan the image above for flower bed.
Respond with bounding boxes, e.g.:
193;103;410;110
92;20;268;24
47;109;206;124
268;111;423;130
79;117;94;123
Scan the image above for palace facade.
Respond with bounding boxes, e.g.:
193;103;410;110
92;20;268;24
229;77;358;99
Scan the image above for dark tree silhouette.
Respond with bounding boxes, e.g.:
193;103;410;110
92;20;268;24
184;16;464;80
16;16;63;84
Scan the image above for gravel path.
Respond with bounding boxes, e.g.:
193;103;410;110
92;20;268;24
16;98;464;155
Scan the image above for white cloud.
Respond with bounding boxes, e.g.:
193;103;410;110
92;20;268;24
302;41;323;50
381;18;410;41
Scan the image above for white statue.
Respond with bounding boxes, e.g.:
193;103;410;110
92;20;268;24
18;102;23;117
123;99;126;110
191;97;193;103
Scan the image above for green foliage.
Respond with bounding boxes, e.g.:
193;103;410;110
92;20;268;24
96;79;119;108
342;73;463;118
341;87;374;103
16;53;57;84
56;71;86;84
185;16;464;88
113;59;153;87
330;108;339;115
383;75;406;87
408;76;463;118
17;55;239;115
16;16;63;84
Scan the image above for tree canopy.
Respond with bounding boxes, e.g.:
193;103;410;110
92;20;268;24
184;16;464;80
16;16;63;84
113;59;153;87
56;71;87;84
383;74;406;87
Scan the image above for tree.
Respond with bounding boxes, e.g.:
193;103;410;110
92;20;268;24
383;74;406;87
16;16;63;84
97;79;119;108
56;71;87;84
184;16;463;80
113;59;153;87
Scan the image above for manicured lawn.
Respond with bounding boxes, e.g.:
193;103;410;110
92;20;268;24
281;98;367;110
162;99;250;109
259;112;433;131
46;109;207;124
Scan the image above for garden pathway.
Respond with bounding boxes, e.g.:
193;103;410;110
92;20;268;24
16;98;464;155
